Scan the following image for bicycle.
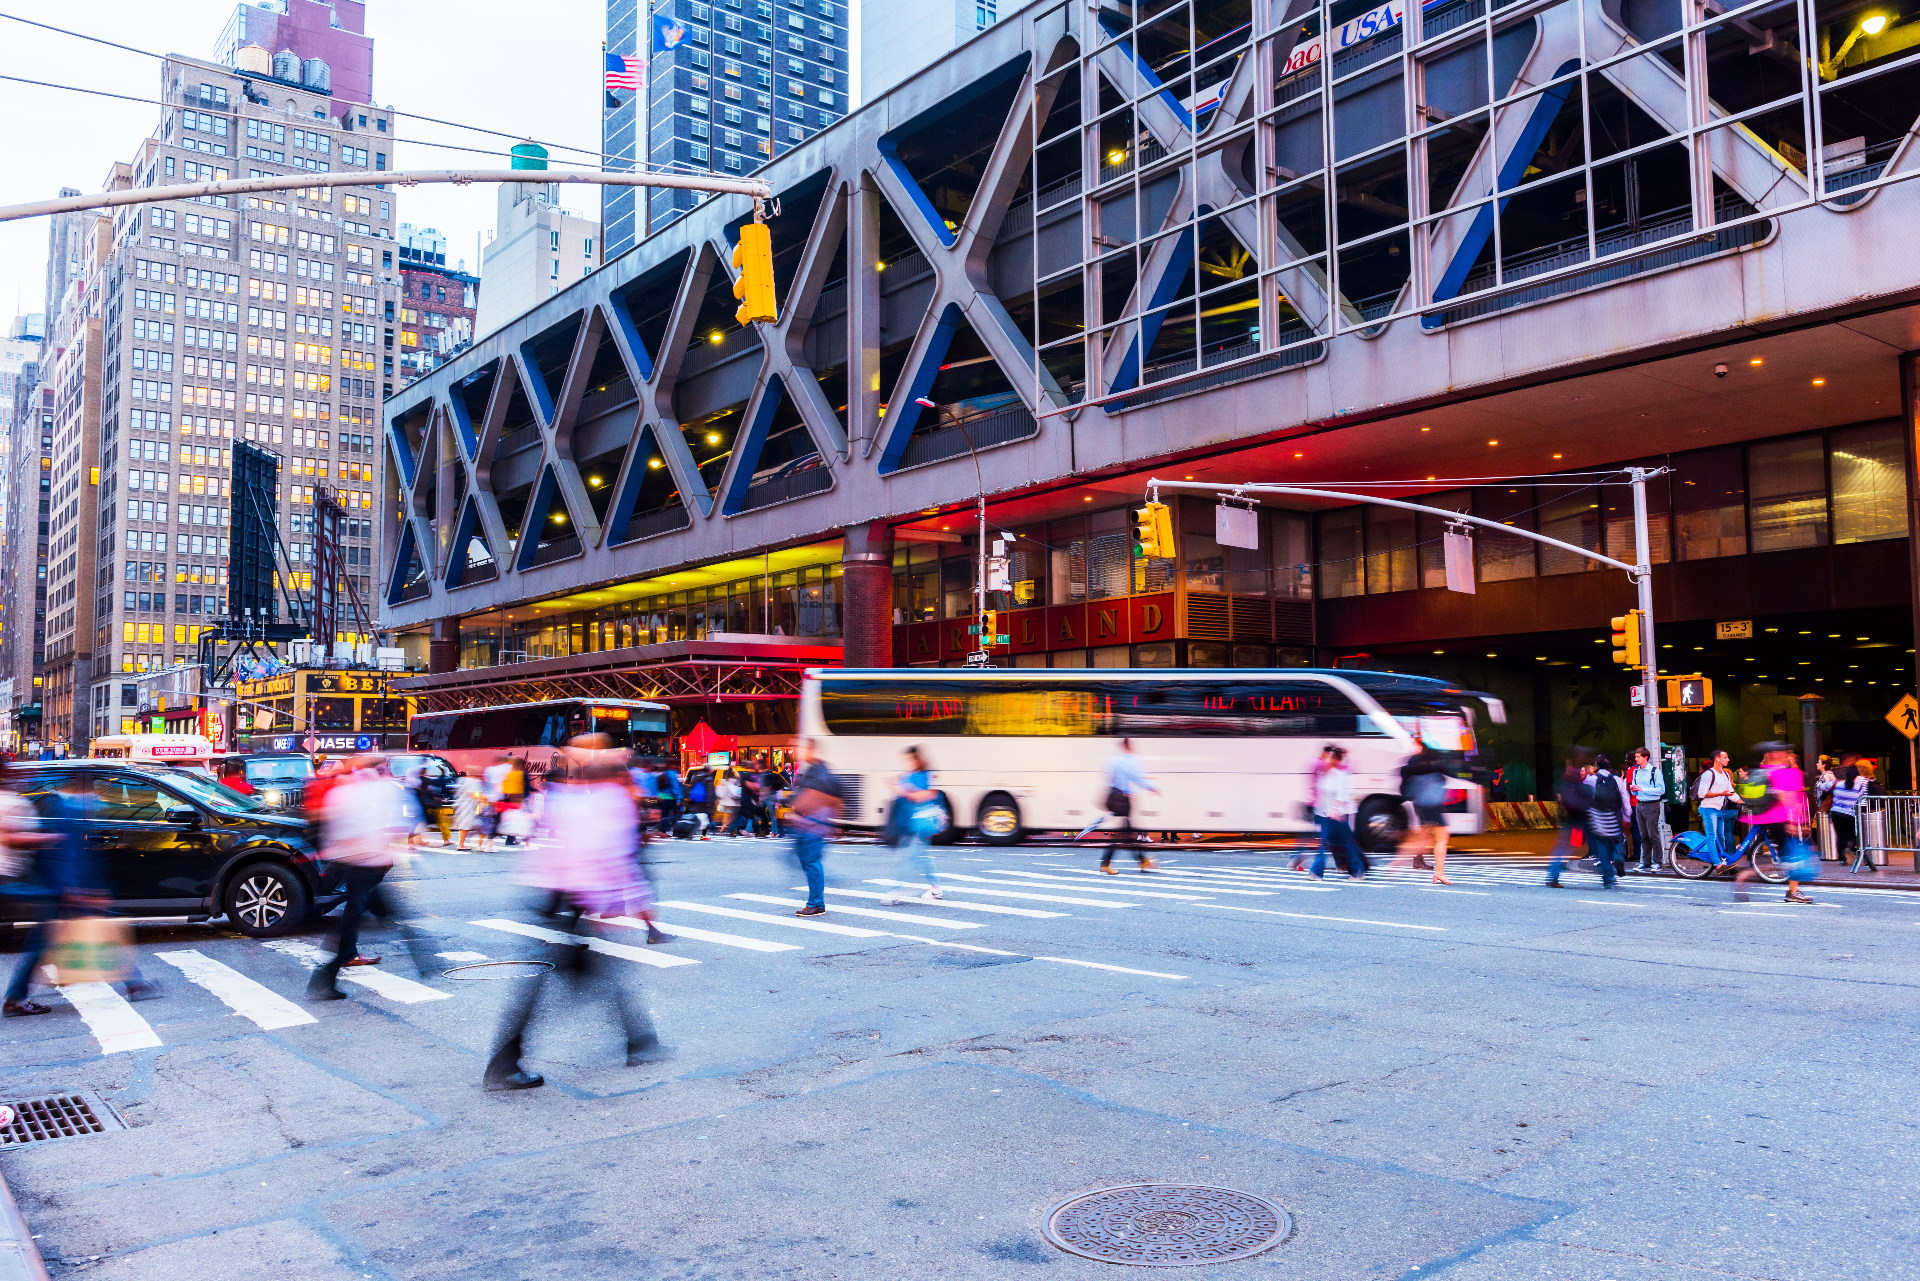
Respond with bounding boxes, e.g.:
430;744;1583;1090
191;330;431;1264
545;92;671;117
1670;824;1787;882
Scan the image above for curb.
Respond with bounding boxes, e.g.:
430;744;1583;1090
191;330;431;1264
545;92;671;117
0;1167;49;1281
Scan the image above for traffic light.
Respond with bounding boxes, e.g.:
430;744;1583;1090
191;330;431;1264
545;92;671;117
732;222;776;325
1610;610;1643;668
982;610;998;646
1133;501;1172;559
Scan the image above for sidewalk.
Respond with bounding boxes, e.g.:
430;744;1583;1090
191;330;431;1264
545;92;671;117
1458;830;1920;889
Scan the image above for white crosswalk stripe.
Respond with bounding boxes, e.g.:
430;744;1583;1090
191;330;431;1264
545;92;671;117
592;914;801;952
469;918;703;967
263;939;454;1000
155;950;315;1030
728;894;985;929
818;887;1068;918
970;869;1263;898
865;879;1137;909
656;900;891;937
43;969;161;1055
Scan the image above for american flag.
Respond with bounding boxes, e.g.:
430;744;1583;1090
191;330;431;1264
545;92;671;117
604;51;641;92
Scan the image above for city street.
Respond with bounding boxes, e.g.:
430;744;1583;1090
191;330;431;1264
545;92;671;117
0;836;1913;1279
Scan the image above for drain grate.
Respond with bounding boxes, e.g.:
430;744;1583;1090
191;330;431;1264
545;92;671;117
443;961;554;981
1044;1184;1292;1267
0;1095;123;1146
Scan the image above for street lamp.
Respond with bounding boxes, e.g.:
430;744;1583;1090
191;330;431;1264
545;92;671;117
1822;13;1889;77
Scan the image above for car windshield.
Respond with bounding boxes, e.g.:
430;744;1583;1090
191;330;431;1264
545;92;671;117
155;768;265;813
245;757;312;784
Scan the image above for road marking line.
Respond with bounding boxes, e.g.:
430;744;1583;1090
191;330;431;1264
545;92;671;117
816;887;1066;918
1068;870;1277;894
1718;910;1801;917
1031;956;1188;980
957;873;1217;901
264;940;455;1000
469;918;703;967
656;901;889;937
1576;899;1681;908
886;934;1026;955
437;951;489;961
1204;904;1448;931
43;971;161;1054
592;915;801;952
154;950;315;1030
728;894;984;929
864;879;1135;909
1411;886;1491;896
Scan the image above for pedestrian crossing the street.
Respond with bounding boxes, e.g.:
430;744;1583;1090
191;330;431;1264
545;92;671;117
6;848;1915;1059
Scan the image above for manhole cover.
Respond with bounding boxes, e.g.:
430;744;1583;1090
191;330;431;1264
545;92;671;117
0;1094;124;1145
443;961;554;981
1044;1183;1292;1267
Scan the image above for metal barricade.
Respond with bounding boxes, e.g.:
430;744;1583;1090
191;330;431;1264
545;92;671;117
1855;795;1920;871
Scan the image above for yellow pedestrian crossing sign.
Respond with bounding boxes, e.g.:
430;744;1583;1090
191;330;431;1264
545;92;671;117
1886;694;1920;741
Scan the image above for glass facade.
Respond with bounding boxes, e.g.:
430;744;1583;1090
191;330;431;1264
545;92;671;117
1315;421;1908;596
1002;0;1920;404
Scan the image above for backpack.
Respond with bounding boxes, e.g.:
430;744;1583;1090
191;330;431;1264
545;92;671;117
1590;772;1624;817
689;778;709;804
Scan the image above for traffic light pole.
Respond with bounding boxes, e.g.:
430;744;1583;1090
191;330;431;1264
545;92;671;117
1629;466;1672;864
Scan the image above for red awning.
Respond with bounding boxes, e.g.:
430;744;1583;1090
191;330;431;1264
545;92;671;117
682;721;738;756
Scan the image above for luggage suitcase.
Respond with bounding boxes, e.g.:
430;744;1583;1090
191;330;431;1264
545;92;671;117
672;816;700;840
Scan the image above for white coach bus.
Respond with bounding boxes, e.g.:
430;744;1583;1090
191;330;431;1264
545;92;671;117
798;668;1503;848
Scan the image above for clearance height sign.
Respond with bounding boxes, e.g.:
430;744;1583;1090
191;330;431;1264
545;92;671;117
897;593;1174;664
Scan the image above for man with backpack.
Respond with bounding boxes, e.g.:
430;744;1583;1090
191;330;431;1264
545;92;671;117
1583;753;1630;885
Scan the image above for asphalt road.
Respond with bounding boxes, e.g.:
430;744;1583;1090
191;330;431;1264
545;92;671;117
0;836;1913;1280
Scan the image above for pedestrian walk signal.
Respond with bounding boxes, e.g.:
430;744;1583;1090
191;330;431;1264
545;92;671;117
1133;501;1173;559
1665;676;1711;710
1610;611;1642;668
732;222;777;325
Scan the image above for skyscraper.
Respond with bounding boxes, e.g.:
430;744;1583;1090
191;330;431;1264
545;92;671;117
602;0;853;257
58;35;399;747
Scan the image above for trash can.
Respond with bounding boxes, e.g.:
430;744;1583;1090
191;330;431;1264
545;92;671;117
1818;812;1839;861
1860;807;1889;867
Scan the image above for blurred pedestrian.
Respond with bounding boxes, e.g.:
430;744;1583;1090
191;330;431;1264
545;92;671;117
1309;747;1365;880
307;754;421;1000
484;745;667;1091
6;772;157;1016
881;746;945;904
1582;754;1628;884
1293;745;1336;872
1545;747;1600;888
1628;747;1667;874
716;770;742;837
788;741;844;916
1830;763;1869;865
654;761;683;834
1695;750;1736;859
1099;737;1159;875
452;771;483;850
1735;743;1818;903
1397;745;1451;882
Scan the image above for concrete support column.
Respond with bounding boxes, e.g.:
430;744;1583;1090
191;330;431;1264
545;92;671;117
841;523;894;669
429;614;461;674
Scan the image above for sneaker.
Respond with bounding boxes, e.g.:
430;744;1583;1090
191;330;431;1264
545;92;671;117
794;905;826;916
2;999;50;1017
878;897;905;907
1784;890;1814;905
919;889;944;901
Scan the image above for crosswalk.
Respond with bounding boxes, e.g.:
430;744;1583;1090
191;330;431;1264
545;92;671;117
8;848;1914;1059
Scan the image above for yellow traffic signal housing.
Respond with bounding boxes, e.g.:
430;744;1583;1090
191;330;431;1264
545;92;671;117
732;223;777;325
1133;501;1171;559
1664;676;1712;710
1610;611;1642;668
982;610;998;645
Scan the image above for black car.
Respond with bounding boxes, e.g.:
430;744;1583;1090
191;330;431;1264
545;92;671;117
4;761;344;938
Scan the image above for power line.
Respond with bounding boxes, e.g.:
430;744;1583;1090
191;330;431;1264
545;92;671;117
0;11;646;168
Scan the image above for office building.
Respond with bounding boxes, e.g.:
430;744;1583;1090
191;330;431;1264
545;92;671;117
475;167;598;338
213;0;376;108
383;0;1920;795
398;247;479;389
68;42;399;744
603;0;853;256
857;0;1039;104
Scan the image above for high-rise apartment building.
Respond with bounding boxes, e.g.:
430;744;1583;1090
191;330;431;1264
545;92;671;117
73;45;398;744
476;176;598;338
396;223;478;385
603;0;852;256
3;370;50;752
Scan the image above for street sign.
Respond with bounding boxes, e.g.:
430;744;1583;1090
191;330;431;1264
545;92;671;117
302;734;319;753
1630;685;1644;707
1885;694;1920;741
1715;619;1753;640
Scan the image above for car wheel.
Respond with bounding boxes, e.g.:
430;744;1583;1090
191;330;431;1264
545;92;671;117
225;861;310;938
1356;797;1407;854
976;793;1024;846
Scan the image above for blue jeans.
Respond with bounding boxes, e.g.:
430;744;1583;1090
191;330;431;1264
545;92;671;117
894;834;938;890
1586;836;1621;886
1311;816;1364;877
794;829;826;910
1701;808;1734;860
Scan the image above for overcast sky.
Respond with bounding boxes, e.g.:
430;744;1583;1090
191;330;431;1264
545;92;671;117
0;0;609;329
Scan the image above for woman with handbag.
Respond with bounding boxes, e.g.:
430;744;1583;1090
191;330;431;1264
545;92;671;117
880;747;945;904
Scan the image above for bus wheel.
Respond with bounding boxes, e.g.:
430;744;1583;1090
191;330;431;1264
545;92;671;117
927;792;962;846
1356;797;1406;854
976;793;1024;846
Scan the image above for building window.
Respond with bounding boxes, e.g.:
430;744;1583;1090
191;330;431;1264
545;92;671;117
723;154;743;172
787;124;804;141
689;142;710;162
550;259;559;280
549;229;560;249
1831;422;1908;545
1748;435;1828;553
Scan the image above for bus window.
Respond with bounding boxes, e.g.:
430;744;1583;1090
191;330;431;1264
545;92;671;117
818;678;1366;737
